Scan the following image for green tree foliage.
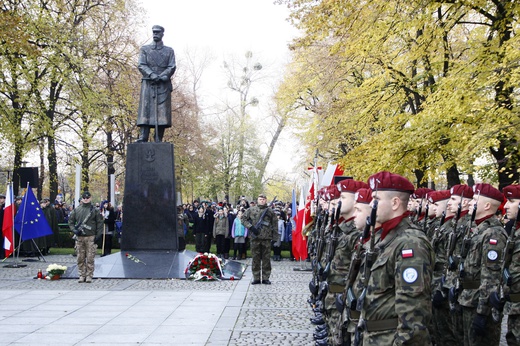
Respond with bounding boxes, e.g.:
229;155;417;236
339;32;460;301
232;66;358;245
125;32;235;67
0;0;143;198
277;0;520;188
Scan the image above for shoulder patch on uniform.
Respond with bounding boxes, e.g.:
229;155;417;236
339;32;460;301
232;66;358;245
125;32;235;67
487;250;498;261
489;239;498;245
402;249;414;258
402;267;418;283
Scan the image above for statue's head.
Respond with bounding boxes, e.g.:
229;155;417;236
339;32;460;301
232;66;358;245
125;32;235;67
152;25;164;42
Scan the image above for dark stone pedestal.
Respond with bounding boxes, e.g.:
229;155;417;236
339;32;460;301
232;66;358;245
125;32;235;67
121;142;178;251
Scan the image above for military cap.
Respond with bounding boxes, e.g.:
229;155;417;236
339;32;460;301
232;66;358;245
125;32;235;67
81;191;92;199
503;185;520;199
473;183;504;202
152;25;164;32
450;184;474;199
15;196;22;201
428;190;451;203
411;187;434;199
355;188;373;204
258;193;267;199
325;185;341;201
337;179;369;193
368;171;415;194
0;193;5;198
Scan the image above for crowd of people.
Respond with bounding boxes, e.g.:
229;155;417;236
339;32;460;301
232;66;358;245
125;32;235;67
178;196;295;261
305;172;520;346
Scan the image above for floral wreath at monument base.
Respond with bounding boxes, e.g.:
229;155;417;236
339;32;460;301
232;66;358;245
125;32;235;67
185;253;224;281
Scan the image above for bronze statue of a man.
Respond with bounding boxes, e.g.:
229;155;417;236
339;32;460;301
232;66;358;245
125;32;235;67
136;25;176;143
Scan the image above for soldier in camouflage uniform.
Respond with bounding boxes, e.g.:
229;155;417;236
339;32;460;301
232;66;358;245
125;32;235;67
68;191;103;283
458;183;506;346
444;184;474;344
357;171;434;345
424;192;440;241
410;187;434;227
495;184;520;345
428;190;459;346
240;194;278;284
317;180;367;346
313;185;341;343
344;188;374;346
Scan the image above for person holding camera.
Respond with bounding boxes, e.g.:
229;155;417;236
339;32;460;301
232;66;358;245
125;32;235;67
68;191;103;283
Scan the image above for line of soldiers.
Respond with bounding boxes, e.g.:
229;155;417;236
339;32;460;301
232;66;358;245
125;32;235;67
306;170;520;346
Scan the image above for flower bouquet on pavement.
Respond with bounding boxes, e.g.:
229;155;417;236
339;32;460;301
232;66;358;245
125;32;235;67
46;264;67;280
185;253;224;281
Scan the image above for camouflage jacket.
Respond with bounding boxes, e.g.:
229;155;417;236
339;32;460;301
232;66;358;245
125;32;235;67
430;217;454;292
504;224;520;315
328;219;361;286
361;217;434;345
458;216;507;315
425;216;440;241
443;212;472;289
68;202;104;237
240;205;277;241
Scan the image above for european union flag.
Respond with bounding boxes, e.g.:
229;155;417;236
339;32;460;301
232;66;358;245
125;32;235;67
14;188;53;241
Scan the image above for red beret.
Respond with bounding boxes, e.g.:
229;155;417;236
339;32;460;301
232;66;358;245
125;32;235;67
318;187;327;198
412;187;434;199
368;171;415;194
503;185;520;199
337;179;369;193
355;188;373;204
450;184;474;199
473;183;504;202
324;185;341;201
428;190;451;203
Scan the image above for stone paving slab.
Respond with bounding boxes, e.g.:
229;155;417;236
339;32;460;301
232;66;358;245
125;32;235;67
1;254;507;345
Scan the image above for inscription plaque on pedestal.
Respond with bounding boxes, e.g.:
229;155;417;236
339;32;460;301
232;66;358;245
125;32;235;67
121;142;178;251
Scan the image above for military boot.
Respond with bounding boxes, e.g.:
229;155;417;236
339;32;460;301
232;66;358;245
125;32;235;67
135;127;150;142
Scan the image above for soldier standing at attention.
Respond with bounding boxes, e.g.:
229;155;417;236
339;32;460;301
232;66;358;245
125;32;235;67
458;183;507;346
428;190;459;346
68;191;104;283
445;184;474;344
490;184;520;345
240;194;278;285
358;171;434;345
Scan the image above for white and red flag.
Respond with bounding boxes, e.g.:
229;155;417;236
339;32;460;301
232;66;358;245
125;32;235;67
2;183;15;259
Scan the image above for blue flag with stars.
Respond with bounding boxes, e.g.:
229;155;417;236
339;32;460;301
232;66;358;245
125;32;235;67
14;187;53;241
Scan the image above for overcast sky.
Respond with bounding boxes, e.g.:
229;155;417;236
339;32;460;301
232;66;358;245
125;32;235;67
138;0;303;178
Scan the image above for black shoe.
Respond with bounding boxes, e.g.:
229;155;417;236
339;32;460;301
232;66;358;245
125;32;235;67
262;280;271;285
315;324;327;332
251;280;261;285
310;316;325;325
315;338;329;346
313;330;328;339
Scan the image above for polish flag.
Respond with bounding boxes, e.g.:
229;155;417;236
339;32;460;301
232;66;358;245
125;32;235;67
2;183;14;259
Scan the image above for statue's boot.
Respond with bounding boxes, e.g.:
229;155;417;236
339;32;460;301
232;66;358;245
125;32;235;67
155;127;165;142
135;127;150;143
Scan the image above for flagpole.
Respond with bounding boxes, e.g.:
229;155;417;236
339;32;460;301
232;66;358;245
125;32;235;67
3;181;27;268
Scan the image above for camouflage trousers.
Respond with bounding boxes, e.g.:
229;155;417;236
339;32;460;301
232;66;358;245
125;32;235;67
461;306;501;346
250;239;272;281
507;314;520;346
323;293;339;345
432;299;459;346
76;235;97;279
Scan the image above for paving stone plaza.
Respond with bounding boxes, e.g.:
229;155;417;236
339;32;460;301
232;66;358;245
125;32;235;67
0;254;316;345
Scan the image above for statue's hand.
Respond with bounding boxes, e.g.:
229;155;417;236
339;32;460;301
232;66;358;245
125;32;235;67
159;75;169;82
149;73;160;82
